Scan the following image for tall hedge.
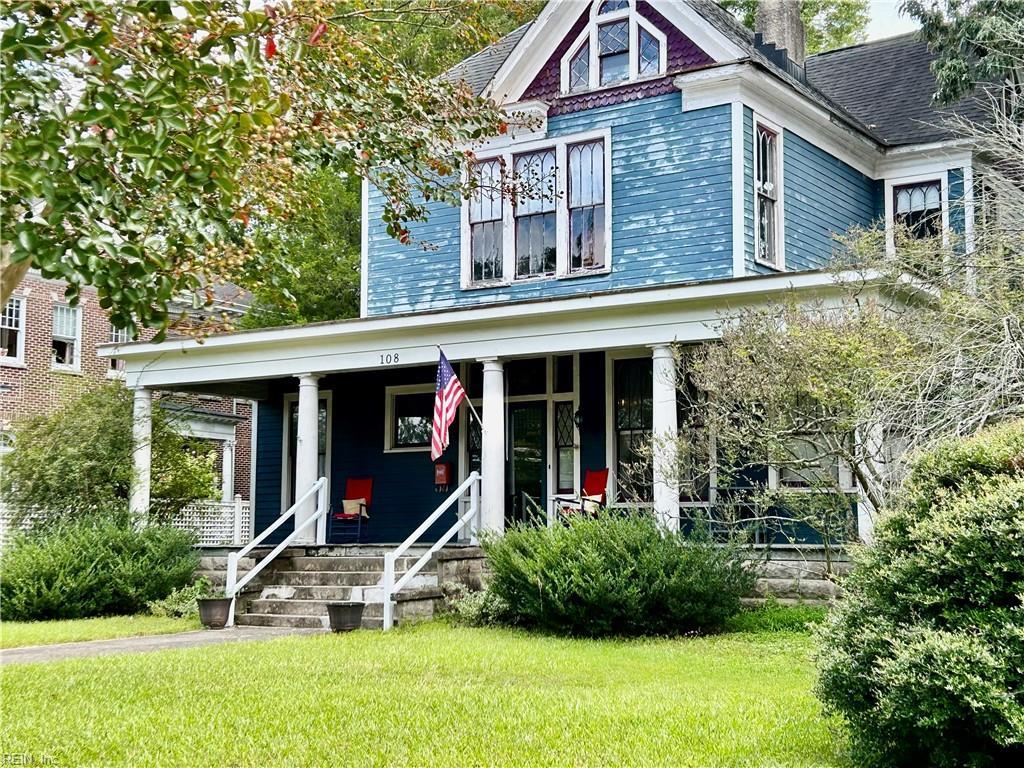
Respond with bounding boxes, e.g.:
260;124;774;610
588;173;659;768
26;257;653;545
0;516;199;621
816;420;1024;767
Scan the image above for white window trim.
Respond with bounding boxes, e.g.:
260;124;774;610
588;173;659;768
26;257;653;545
50;303;82;373
280;390;333;513
769;459;856;494
460;127;613;290
383;383;435;454
752;113;786;271
884;171;950;255
559;1;668;95
0;295;27;368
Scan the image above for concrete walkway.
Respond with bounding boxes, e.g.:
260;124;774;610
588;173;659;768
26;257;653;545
1;626;327;666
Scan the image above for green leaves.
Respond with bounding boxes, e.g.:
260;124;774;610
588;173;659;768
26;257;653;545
2;1;511;334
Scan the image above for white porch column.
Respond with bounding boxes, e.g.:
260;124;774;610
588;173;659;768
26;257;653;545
480;358;506;534
651;344;679;532
220;439;236;503
129;387;153;518
293;373;321;544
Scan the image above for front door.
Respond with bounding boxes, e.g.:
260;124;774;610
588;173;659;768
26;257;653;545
507;402;547;526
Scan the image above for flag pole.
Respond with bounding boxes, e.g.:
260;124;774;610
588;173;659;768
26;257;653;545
464;398;484;430
438;345;484;430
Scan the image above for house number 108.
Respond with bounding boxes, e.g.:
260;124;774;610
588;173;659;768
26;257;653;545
380;353;399;365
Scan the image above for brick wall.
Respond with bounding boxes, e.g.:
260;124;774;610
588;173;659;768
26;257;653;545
1;273;252;499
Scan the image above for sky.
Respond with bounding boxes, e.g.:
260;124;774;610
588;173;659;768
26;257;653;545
865;1;921;41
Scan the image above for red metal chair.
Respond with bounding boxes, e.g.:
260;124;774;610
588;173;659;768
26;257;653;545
580;468;610;512
329;477;373;543
550;468;609;524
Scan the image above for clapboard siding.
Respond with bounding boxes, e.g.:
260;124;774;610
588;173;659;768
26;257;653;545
251;370;461;544
365;94;733;316
253;396;287;545
782;131;881;271
744;116;881;274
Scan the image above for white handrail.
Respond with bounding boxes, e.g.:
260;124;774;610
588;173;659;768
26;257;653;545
383;471;481;630
224;476;328;626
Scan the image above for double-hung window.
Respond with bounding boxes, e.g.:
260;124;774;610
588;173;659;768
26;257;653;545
51;304;80;370
893;181;941;240
598;20;629;86
613;356;653;502
469;158;504;283
463;132;610;287
514;149;557;279
755;123;780;268
1;297;25;364
569;141;606;272
109;324;131;373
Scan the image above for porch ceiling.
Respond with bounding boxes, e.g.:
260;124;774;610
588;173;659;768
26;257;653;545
99;270;877;391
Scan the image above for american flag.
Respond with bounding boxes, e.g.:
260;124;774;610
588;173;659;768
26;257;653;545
431;350;466;461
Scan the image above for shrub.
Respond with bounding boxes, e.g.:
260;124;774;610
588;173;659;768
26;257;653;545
441;581;511;627
816;421;1024;767
147;577;212;619
481;511;755;637
0;515;199;621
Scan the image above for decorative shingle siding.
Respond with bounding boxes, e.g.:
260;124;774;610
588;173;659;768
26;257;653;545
781;131;881;271
519;5;589;102
520;2;713;117
366;94;733;316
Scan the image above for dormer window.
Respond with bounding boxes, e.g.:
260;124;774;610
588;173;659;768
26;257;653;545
561;1;666;94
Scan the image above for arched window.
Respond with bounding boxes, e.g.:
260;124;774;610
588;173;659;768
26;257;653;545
561;0;666;94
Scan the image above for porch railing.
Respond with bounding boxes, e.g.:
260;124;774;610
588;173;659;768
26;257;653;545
177;496;251;546
224;476;328;626
383;471;481;631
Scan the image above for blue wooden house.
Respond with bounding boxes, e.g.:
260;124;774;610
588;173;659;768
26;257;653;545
107;1;983;624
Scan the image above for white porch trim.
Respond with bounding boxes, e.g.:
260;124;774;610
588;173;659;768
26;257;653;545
100;271;876;390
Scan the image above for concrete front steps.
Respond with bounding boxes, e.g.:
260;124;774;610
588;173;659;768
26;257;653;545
232;547;443;630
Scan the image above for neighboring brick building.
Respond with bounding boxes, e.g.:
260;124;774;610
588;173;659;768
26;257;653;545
0;272;253;500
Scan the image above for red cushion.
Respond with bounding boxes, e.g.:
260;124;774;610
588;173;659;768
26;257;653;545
332;512;361;521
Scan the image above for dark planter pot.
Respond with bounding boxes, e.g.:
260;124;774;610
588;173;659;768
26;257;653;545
327;601;365;632
198;597;233;629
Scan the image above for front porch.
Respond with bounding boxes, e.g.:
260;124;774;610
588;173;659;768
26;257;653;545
110;272;874;554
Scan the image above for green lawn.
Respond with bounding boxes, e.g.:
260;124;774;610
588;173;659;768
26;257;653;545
1;622;847;767
0;615;200;649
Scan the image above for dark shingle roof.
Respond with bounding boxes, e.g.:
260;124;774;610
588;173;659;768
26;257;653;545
442;22;534;96
443;3;985;149
805;33;987;146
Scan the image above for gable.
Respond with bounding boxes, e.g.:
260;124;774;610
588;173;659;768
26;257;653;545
520;1;714;115
486;0;744;104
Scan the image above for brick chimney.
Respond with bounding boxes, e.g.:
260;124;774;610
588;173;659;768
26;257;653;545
755;0;806;66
